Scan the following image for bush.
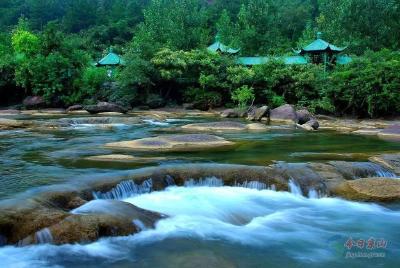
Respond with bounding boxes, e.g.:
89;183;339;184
231;85;254;108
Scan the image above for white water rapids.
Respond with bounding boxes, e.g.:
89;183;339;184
0;185;399;268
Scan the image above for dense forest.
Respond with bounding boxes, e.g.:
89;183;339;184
0;0;399;117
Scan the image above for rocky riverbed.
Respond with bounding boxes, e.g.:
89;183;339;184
0;107;399;267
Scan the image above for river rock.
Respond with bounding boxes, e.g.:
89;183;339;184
297;119;319;131
369;153;400;175
85;102;128;114
66;104;83;112
246;123;269;131
220;108;247;118
181;121;247;132
296;109;312;124
85;154;166;163
0;118;34;129
378;124;400;139
334;178;400;202
247;106;269;121
0;109;20;115
23;96;45;108
270;104;297;123
72;199;165;227
105;134;234;152
0;204;69;245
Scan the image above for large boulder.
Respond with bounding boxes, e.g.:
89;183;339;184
84;102;128;114
23;96;45;109
296;109;312;124
270;104;297;123
220;109;246;118
247;106;269;121
334;178;400;202
105;134;234;152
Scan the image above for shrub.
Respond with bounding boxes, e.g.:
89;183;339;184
231;85;254;108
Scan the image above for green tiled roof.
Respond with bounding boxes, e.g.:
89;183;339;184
237;56;308;66
96;51;125;66
207;41;240;54
295;37;346;55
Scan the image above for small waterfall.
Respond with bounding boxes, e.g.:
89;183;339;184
164;175;175;186
184;177;224;187
35;228;53;244
369;163;396;178
308;188;325;199
93;179;153;200
235;181;268;190
288;179;303;196
133;219;147;231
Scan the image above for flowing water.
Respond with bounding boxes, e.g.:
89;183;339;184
0;113;399;267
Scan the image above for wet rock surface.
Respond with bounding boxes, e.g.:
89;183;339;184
269;104;297;123
85;154;166;163
247;106;269;121
0;158;399;246
181;121;247;131
105;134;235;152
85;102;128;114
335;178;400;202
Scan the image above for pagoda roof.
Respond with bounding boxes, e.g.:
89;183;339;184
207;41;240;54
294;33;346;54
96;50;125;67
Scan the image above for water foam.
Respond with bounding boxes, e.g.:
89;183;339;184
1;186;399;267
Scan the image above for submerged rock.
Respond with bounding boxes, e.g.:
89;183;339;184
334;178;400;202
85;154;166;163
270;104;297;123
85;102;128;114
105;134;234;152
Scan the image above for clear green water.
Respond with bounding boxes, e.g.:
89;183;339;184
0;114;399;199
0;114;399;268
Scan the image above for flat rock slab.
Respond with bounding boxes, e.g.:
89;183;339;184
181;121;246;131
85;154;166;163
181;121;269;132
378;124;400;139
335;178;400;202
105;134;234;152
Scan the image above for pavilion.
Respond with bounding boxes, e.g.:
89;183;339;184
208;32;352;67
207;35;240;55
